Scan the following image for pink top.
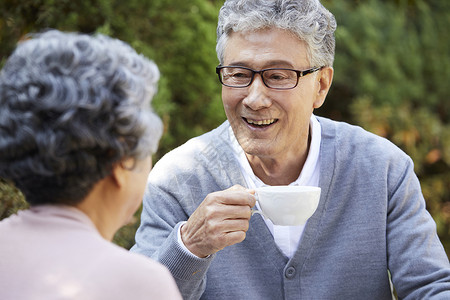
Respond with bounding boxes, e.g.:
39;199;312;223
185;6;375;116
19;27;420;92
0;205;181;300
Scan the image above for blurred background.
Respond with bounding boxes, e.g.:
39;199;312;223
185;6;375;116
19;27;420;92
0;0;449;256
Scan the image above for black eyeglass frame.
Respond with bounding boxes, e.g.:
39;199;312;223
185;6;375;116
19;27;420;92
216;65;324;90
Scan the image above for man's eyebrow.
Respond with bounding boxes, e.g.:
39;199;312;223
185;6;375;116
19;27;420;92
226;60;296;69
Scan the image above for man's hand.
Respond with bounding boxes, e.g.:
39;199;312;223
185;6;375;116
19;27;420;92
180;185;256;258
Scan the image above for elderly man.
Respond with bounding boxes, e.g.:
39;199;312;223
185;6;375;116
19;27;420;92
132;0;450;299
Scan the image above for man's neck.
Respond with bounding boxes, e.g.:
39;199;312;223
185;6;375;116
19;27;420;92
246;129;311;186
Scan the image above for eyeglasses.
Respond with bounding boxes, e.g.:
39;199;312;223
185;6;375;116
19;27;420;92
216;65;323;90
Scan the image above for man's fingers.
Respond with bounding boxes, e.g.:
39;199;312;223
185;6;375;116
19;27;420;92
227;184;246;191
223;230;247;245
205;203;252;219
207;217;251;233
223;219;251;233
181;187;256;258
206;189;256;207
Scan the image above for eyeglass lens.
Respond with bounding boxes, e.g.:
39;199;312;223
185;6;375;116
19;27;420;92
220;67;298;89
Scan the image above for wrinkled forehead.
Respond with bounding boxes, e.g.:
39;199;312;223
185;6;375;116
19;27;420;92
223;28;310;68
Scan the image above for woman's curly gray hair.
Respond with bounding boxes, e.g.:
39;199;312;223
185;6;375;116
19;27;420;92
216;0;337;67
0;30;163;206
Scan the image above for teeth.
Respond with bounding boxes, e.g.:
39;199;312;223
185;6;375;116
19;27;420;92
246;118;276;125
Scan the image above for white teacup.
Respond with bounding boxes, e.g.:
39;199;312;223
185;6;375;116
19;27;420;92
252;186;321;226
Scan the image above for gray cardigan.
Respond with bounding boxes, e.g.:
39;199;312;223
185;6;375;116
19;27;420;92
132;117;450;299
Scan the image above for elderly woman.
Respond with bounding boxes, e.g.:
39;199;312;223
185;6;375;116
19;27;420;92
0;30;181;299
131;0;450;299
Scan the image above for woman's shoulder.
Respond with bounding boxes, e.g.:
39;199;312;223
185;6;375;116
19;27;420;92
86;245;181;299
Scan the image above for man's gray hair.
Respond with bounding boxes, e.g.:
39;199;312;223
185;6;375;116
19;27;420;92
216;0;337;67
0;30;163;205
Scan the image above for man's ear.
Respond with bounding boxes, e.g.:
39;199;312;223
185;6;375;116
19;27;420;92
313;66;333;109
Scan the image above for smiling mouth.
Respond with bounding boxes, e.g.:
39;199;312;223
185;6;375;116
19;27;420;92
244;118;278;127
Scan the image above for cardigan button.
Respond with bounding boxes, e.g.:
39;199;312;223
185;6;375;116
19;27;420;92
285;266;296;279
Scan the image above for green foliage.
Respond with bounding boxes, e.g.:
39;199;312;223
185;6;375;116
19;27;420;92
0;179;28;220
134;0;225;156
1;0;448;256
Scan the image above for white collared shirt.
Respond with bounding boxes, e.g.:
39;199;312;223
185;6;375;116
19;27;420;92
229;114;321;258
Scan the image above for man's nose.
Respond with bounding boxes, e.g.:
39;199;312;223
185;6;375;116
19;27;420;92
242;74;272;110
